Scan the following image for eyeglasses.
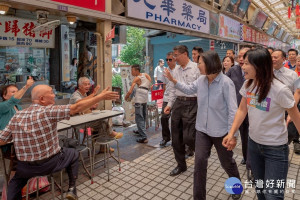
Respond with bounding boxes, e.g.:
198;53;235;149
166;58;173;62
173;53;182;58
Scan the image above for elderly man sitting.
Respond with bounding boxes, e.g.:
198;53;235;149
69;77;123;152
0;84;119;200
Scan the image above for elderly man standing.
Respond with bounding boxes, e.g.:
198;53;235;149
69;77;123;151
272;49;300;153
0;84;119;200
164;45;200;176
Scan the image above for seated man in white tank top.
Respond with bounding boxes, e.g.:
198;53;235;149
125;64;151;143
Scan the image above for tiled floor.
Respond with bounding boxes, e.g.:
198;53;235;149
57;139;300;199
2;125;300;200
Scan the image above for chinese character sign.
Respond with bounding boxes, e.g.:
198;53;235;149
128;0;209;34
219;14;240;41
243;25;254;42
0;16;55;48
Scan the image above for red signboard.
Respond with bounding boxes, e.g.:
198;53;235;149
52;0;105;12
243;25;252;42
105;26;115;41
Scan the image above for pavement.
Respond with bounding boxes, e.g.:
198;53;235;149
2;124;300;200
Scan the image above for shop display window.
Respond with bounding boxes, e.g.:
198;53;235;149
0;46;50;85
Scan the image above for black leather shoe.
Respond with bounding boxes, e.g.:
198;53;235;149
170;166;187;176
136;138;148;143
133;129;139;134
160;139;170;147
240;159;246;165
186;149;194;157
231;194;241;200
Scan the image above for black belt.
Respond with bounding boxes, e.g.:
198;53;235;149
24;150;61;166
177;96;197;101
139;86;149;91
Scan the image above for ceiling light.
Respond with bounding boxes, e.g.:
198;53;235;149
0;3;11;15
66;15;76;25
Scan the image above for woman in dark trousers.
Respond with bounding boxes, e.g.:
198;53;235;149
223;48;300;200
165;51;241;200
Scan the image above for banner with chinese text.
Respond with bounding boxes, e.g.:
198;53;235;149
219;14;240;41
242;25;252;42
0;16;55;48
127;0;209;34
61;25;70;82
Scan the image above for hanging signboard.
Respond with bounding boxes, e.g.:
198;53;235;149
242;25;252;42
52;0;105;12
127;0;210;34
219;14;240;41
209;12;219;35
61;25;70;82
0;16;55;48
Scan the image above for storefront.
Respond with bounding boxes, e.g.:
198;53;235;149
0;16;54;87
0;0;114;109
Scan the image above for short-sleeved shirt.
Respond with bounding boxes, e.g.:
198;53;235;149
161;66;175;102
0;96;22;130
167;61;201;108
0;104;71;161
274;66;299;93
69;90;87;104
154;66;165;81
240;79;295;146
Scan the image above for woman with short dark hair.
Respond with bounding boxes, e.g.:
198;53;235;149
223;48;300;200
0;77;34;130
164;51;241;200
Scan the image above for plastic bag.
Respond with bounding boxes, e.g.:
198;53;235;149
21;176;50;197
112;106;125;126
1;176;50;200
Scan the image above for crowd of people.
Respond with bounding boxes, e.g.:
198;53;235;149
149;45;300;200
0;44;300;200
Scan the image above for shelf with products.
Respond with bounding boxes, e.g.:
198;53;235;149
0;47;49;85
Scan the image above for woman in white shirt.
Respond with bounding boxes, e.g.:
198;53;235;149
223;48;300;200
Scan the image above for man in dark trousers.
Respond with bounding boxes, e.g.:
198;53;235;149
160;52;176;147
226;47;250;165
0;84;118;200
164;45;200;176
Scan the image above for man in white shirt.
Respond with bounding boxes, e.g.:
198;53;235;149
164;45;200;176
154;59;165;90
159;52;176;147
272;49;300;153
